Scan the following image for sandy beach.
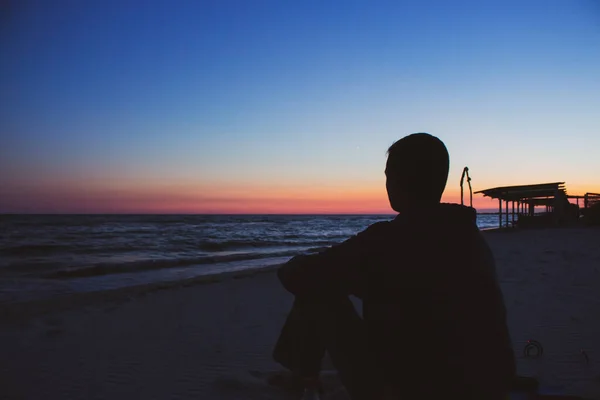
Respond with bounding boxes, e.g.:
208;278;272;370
1;227;600;400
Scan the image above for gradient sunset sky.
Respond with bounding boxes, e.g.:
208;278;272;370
1;0;599;214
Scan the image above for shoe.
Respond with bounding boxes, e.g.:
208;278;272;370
301;387;320;400
300;377;323;399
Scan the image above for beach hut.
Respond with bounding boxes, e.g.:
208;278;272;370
475;182;568;229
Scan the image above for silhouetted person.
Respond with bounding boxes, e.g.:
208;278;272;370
272;133;515;400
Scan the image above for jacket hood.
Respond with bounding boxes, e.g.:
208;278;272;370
393;203;477;227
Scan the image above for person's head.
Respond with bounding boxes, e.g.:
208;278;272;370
385;133;449;213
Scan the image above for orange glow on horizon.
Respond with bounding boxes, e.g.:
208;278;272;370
1;179;503;213
9;176;598;213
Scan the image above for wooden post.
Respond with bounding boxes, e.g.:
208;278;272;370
512;201;515;225
505;200;509;228
498;198;502;228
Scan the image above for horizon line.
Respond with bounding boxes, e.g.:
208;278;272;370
1;210;502;216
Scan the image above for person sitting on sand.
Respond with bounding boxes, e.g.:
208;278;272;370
271;133;516;400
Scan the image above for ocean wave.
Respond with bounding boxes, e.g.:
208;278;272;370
305;246;330;253
1;243;72;256
0;215;383;284
42;249;303;279
197;239;337;252
1;239;340;258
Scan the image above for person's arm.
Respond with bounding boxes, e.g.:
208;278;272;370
277;221;390;297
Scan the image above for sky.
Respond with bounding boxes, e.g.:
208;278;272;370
1;0;599;214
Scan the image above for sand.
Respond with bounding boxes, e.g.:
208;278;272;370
1;227;600;399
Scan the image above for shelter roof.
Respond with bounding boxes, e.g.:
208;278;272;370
475;182;565;201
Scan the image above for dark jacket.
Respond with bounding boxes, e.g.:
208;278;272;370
278;204;516;397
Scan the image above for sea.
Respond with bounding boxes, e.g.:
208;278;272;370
0;213;500;304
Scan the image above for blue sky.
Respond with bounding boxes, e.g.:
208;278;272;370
1;0;599;213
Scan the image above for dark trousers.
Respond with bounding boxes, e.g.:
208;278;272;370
273;296;512;400
272;295;381;400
